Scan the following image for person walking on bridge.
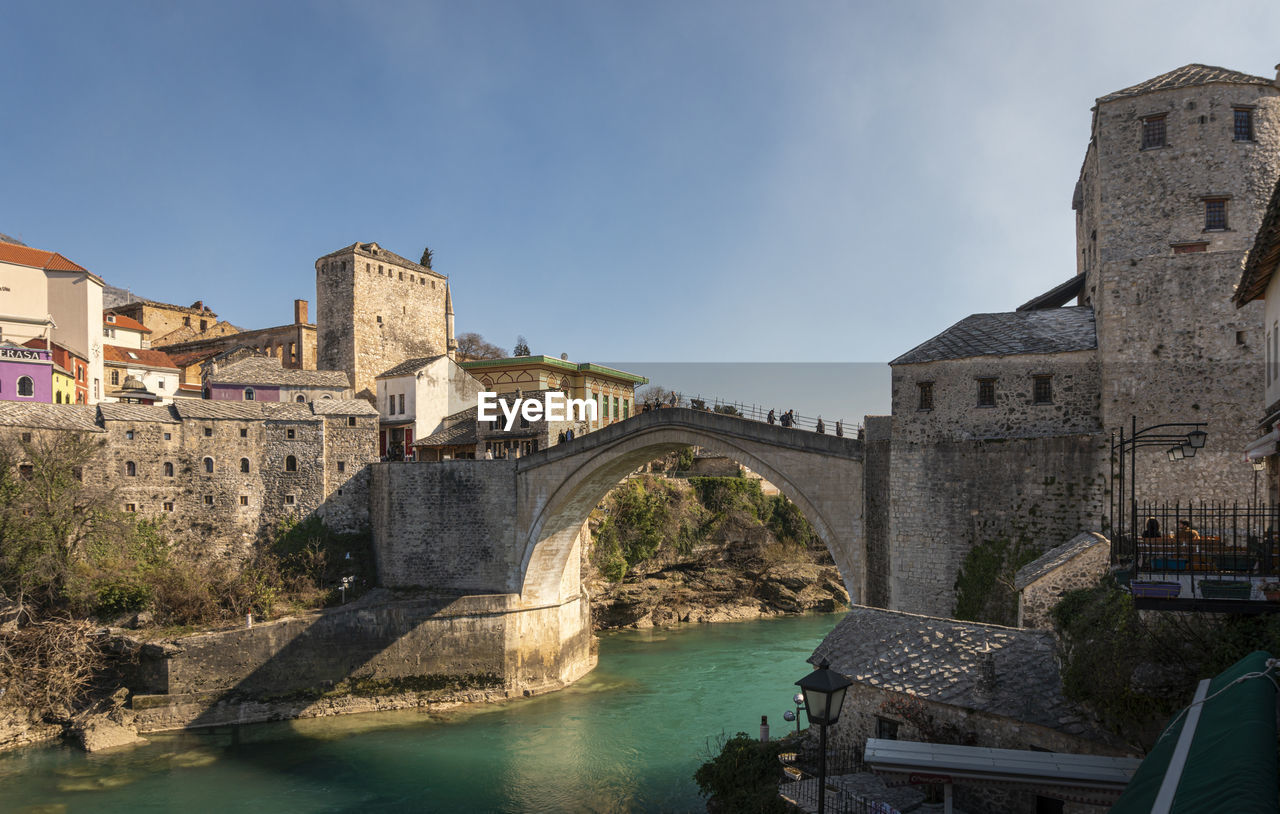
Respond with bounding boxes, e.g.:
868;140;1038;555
816;417;825;434
767;409;776;425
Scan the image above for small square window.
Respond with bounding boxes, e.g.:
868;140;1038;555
1205;198;1228;231
20;432;31;443
977;378;996;407
125;430;134;440
239;495;249;506
1141;114;1167;149
163;502;174;512
240;428;248;438
204;426;213;437
875;716;899;741
338;461;346;473
285;495;296;505
348;416;357;427
286;428;296;440
125;503;136;513
19;464;33;480
204;495;213;506
1033;375;1053;404
163;432;171;440
917;381;934;411
1234;107;1254;141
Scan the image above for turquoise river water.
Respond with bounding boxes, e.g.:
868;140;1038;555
0;611;844;813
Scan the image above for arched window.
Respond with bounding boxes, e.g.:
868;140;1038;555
203;457;214;474
163;462;174;477
240;458;250;473
55;392;62;403
244;388;255;401
285;455;297;472
295;394;306;403
126;461;136;476
17;377;33;397
321;394;331;399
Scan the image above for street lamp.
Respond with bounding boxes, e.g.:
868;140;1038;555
1111;418;1209;564
783;692;806;735
796;659;852;814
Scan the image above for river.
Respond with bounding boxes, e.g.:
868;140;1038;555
0;612;843;813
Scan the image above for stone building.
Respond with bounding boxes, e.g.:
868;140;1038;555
1014;532;1110;629
154;299;317;373
109;298;222;345
812;607;1129;814
375;355;485;460
203;355;351;403
315;243;453;402
871;62;1280;617
0;398;379;553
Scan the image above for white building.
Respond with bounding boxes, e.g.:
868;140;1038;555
102;345;180;404
375;355;484;459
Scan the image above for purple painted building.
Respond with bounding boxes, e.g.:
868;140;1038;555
0;342;53;403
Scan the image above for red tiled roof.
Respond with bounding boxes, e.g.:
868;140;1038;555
103;312;151;333
103;344;179;371
0;240;88;273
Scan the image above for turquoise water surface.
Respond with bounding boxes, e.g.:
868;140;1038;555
0;611;843;813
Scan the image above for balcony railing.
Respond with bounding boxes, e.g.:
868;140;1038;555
1116;502;1280;608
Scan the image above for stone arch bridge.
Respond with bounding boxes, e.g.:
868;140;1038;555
371;407;866;606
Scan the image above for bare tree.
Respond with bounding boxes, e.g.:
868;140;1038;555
455;332;508;361
513;335;531;357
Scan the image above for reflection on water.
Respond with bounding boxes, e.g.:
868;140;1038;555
0;612;843;813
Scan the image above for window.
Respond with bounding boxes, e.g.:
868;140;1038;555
286;428;296;440
295;394;306;403
285;455;297;472
1205;198;1228;231
1033;375;1053;404
164;462;174;477
1234;107;1254;141
977;378;996;407
244;388;255;401
199;319;207;331
163;432;171;440
623;399;629;419
204;495;213;506
17;376;32;397
240;428;248;438
1141;114;1167;149
18;464;33;481
20;432;30;443
239;495;249;506
203;457;214;473
376;315;383;324
163;502;174;512
613;397;619;419
126;461;137;476
337;461;346;473
125;503;136;513
398;394;405;414
917;381;934;411
204;426;213;437
347;416;357;427
875;717;899;741
125;430;134;440
285;495;296;506
240;458;250;473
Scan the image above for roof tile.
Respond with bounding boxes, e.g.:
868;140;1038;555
1097;63;1274;104
208;357;350;389
891;307;1096;365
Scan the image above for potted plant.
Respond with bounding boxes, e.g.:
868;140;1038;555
1199;579;1252;600
1261;582;1280;602
1130;580;1181;599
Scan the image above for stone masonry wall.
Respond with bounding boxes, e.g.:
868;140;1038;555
370;461;521;593
1018;540;1110;629
316;245;449;402
862;416;892;608
888;434;1109;617
891;352;1101;445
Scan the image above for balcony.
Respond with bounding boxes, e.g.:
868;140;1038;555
1114;503;1280;612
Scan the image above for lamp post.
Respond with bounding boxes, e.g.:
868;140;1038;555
783;692;806;735
1111;418;1208;563
796;659;852;814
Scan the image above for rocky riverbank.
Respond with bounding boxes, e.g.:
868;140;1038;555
584;473;849;630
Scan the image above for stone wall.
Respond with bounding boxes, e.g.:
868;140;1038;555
888;434;1109;616
129;588;595;732
1017;533;1111;629
862;416;892;608
316;244;449;402
369;461;522;593
891;352;1101;445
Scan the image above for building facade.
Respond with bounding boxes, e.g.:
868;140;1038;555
102;346;180;404
459;355;647;431
316;243;453;402
375;355;485;460
204;356;351;403
0;342;53;403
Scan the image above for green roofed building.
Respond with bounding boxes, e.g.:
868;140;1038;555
460;355;647;431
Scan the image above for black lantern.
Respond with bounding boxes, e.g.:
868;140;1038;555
1186;429;1207;449
796;659;852;726
1167;446;1184;462
796;658;852;814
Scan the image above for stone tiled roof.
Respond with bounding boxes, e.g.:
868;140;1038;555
376;355;446;379
172;401;317;422
1097;64;1274;104
1014;532;1109;590
812;606;1107;741
1237;174;1280;306
0;403;102;432
310;398;379;416
97;403;180;424
207;357;349;389
417;422;478;447
890;307;1096;365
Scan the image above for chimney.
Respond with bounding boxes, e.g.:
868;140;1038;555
294;299;309;324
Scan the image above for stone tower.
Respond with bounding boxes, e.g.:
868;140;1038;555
315;242;453;401
1075;63;1280;502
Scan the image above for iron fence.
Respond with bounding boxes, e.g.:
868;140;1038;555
1116;501;1280;581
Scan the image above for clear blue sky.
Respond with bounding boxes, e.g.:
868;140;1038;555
3;1;1279;419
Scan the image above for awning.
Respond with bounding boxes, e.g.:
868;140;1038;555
1244;430;1279;461
1108;650;1278;814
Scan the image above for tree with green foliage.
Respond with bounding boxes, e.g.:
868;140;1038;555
694;732;789;814
419;247;434;268
952;537;1040;626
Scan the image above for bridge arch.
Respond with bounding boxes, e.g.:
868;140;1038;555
515;409;865;608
